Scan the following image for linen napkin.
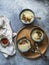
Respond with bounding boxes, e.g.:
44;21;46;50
0;16;16;58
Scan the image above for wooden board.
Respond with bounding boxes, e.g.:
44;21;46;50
16;25;48;59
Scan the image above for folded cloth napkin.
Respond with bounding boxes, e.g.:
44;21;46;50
0;16;16;58
3;33;17;58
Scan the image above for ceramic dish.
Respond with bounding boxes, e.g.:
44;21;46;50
30;28;44;43
19;9;35;24
17;37;31;53
1;37;9;47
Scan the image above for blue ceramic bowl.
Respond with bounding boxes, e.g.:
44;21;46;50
30;28;44;43
19;9;35;24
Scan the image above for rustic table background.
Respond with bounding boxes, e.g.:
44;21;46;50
0;0;49;65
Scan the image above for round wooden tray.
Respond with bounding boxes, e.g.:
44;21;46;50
16;25;48;59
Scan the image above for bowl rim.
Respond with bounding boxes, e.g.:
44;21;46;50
17;37;32;53
30;27;44;43
1;37;9;47
19;9;35;24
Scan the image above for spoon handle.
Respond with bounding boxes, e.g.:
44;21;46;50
35;43;47;60
41;54;47;60
34;17;41;19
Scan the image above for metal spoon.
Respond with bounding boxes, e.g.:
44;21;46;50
34;43;47;60
32;16;41;20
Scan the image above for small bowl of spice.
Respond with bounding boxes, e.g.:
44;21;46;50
19;9;35;24
1;37;9;47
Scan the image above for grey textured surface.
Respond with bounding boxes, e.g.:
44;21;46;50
0;0;49;65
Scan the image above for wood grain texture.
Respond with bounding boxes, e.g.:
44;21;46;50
16;26;48;59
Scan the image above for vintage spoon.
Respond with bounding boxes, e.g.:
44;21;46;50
34;43;47;60
32;16;41;19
